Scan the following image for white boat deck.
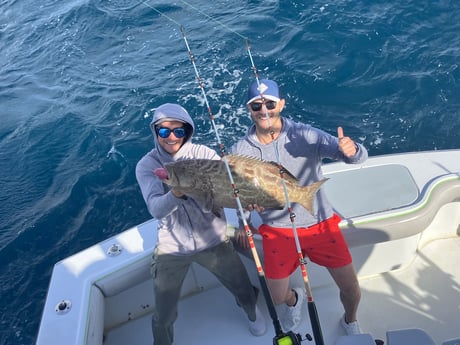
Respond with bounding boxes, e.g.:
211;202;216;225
104;234;460;345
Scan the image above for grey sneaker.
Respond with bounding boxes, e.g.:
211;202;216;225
282;287;305;331
340;314;362;335
248;305;267;336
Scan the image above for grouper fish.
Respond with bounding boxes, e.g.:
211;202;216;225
154;154;327;215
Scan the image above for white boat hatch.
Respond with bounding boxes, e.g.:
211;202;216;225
324;164;419;218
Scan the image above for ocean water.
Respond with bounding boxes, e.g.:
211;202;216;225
1;0;459;344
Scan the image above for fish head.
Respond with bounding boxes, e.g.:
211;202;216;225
163;162;196;189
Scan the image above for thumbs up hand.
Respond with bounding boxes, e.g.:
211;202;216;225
337;127;358;157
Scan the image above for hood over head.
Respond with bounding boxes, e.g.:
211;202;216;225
151;103;194;133
150;103;195;158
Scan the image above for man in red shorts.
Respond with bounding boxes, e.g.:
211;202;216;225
231;79;368;335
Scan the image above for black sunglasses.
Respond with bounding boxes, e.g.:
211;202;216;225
249;100;277;112
156;126;186;138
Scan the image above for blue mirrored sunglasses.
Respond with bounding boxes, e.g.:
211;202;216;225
156;126;186;138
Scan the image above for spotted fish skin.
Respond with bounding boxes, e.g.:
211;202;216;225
154;154;327;214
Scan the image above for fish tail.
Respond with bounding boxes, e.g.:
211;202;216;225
297;178;329;214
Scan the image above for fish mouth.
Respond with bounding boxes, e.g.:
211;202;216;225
153;168;169;181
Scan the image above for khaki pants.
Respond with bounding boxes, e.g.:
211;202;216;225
151;239;258;345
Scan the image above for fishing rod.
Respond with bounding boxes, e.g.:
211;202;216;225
245;41;325;345
146;3;318;344
178;25;303;345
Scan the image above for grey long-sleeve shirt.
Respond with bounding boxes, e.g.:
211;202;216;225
231;117;368;228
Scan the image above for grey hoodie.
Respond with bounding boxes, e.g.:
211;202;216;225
136;103;227;255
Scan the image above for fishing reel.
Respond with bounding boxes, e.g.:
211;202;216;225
273;331;310;345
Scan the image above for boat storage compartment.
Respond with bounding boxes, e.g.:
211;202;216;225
324;164;419;218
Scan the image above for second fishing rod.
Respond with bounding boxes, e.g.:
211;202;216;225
179;25;305;345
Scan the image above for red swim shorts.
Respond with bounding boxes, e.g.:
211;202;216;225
258;214;352;279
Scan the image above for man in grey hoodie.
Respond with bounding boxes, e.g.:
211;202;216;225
136;103;266;345
232;80;368;336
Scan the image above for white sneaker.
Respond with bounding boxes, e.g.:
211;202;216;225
248;305;267;336
282;287;305;331
340;314;362;335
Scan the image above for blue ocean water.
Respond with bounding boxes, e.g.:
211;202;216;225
1;0;459;344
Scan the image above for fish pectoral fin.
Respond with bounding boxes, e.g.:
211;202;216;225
199;193;215;214
212;205;224;218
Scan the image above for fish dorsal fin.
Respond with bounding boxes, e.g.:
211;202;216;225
226;154;298;181
265;160;297;180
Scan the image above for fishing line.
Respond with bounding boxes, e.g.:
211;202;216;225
144;0;248;40
144;3;182;27
178;0;248;41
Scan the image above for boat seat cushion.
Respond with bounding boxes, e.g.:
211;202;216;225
387;328;436;345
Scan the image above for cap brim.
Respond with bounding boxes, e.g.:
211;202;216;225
247;95;281;105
